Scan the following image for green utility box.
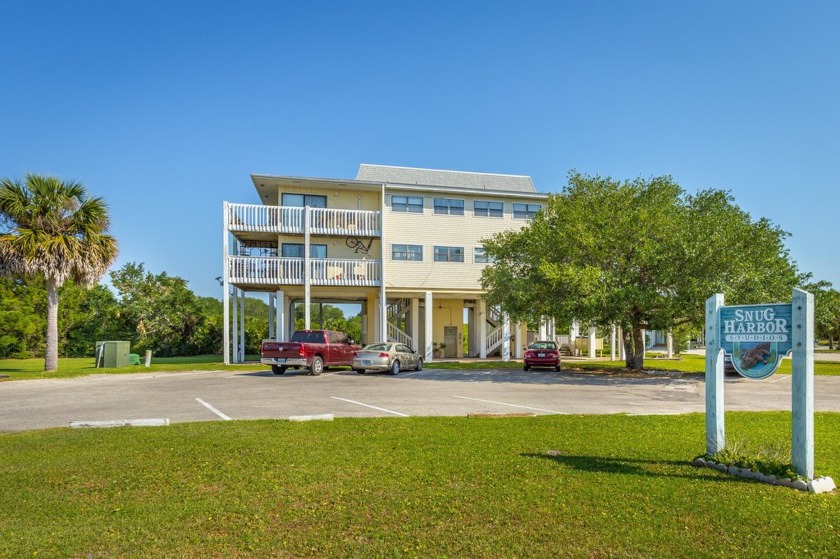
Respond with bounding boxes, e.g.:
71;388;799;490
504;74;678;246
95;341;131;368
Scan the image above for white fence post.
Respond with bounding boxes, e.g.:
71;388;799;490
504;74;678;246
792;288;814;479
705;294;725;455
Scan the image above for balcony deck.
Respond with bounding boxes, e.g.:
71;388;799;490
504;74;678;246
226;203;381;237
228;256;381;287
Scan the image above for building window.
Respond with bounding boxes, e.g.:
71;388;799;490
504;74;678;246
281;193;327;208
433;198;465;215
474;200;504;217
474;247;494;264
281;243;327;258
392;244;423;261
513;203;542;219
392;195;424;213
434;246;464;262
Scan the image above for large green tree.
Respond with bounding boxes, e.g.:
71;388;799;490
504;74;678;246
111;262;213;356
0;175;118;371
481;172;802;369
0;277;42;358
807;281;840;349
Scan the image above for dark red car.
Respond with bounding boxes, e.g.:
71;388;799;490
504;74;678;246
523;341;561;372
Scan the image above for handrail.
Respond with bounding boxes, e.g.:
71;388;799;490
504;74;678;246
226;203;381;235
387;323;414;349
487;325;504;352
227;256;380;286
311;258;380;286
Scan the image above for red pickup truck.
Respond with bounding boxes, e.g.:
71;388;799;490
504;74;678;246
260;330;362;375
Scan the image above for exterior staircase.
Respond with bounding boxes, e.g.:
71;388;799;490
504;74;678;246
386;298;414;348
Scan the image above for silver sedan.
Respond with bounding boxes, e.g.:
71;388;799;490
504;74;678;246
352;342;423;375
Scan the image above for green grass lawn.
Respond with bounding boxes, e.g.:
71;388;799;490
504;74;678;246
1;413;837;558
0;354;266;381
574;353;840;376
3;351;840;381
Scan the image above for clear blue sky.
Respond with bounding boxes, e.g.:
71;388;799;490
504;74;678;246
2;1;838;299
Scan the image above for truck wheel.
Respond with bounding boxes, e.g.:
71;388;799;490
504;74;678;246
309;356;324;376
271;365;286;375
389;360;400;375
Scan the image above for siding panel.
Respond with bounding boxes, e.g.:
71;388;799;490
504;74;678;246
384;193;538;290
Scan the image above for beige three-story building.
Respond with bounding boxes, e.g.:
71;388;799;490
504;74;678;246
222;164;555;364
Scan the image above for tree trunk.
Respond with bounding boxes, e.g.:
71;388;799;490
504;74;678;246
622;324;649;369
630;324;645;369
45;277;59;372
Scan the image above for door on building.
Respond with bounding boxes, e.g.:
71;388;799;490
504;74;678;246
444;326;458;358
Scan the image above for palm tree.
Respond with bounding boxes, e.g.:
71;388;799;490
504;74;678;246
0;174;118;371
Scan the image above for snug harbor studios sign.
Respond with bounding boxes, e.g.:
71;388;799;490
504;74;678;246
705;289;815;479
720;303;792;379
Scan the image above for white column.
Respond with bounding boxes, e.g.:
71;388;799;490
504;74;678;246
222;202;230;365
502;312;511;361
231;287;238;364
515;322;525;358
411;297;420;352
371;296;381;340
268;294;275;340
705;294;725;455
792;288;814;479
666;330;674;358
588;326;596;359
618;326;626;361
239;288;246;362
610;324;616;361
478;299;487;359
539;319;547;340
467;307;476;356
380;293;387;345
304;207;311;329
424;291;433;362
223;284;230;365
380;183;388;346
570;319;579;356
276;290;285;342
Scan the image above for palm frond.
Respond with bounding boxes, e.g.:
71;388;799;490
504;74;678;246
0;174;118;287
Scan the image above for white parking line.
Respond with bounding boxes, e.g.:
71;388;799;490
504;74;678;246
330;397;410;417
195;398;232;420
452;396;565;414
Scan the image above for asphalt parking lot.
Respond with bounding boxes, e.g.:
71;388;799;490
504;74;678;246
2;366;840;432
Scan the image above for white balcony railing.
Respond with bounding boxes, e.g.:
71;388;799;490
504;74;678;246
226;203;381;237
227;256;380;287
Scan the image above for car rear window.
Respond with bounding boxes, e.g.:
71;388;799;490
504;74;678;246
364;343;390;351
291;331;327;344
529;342;557;350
